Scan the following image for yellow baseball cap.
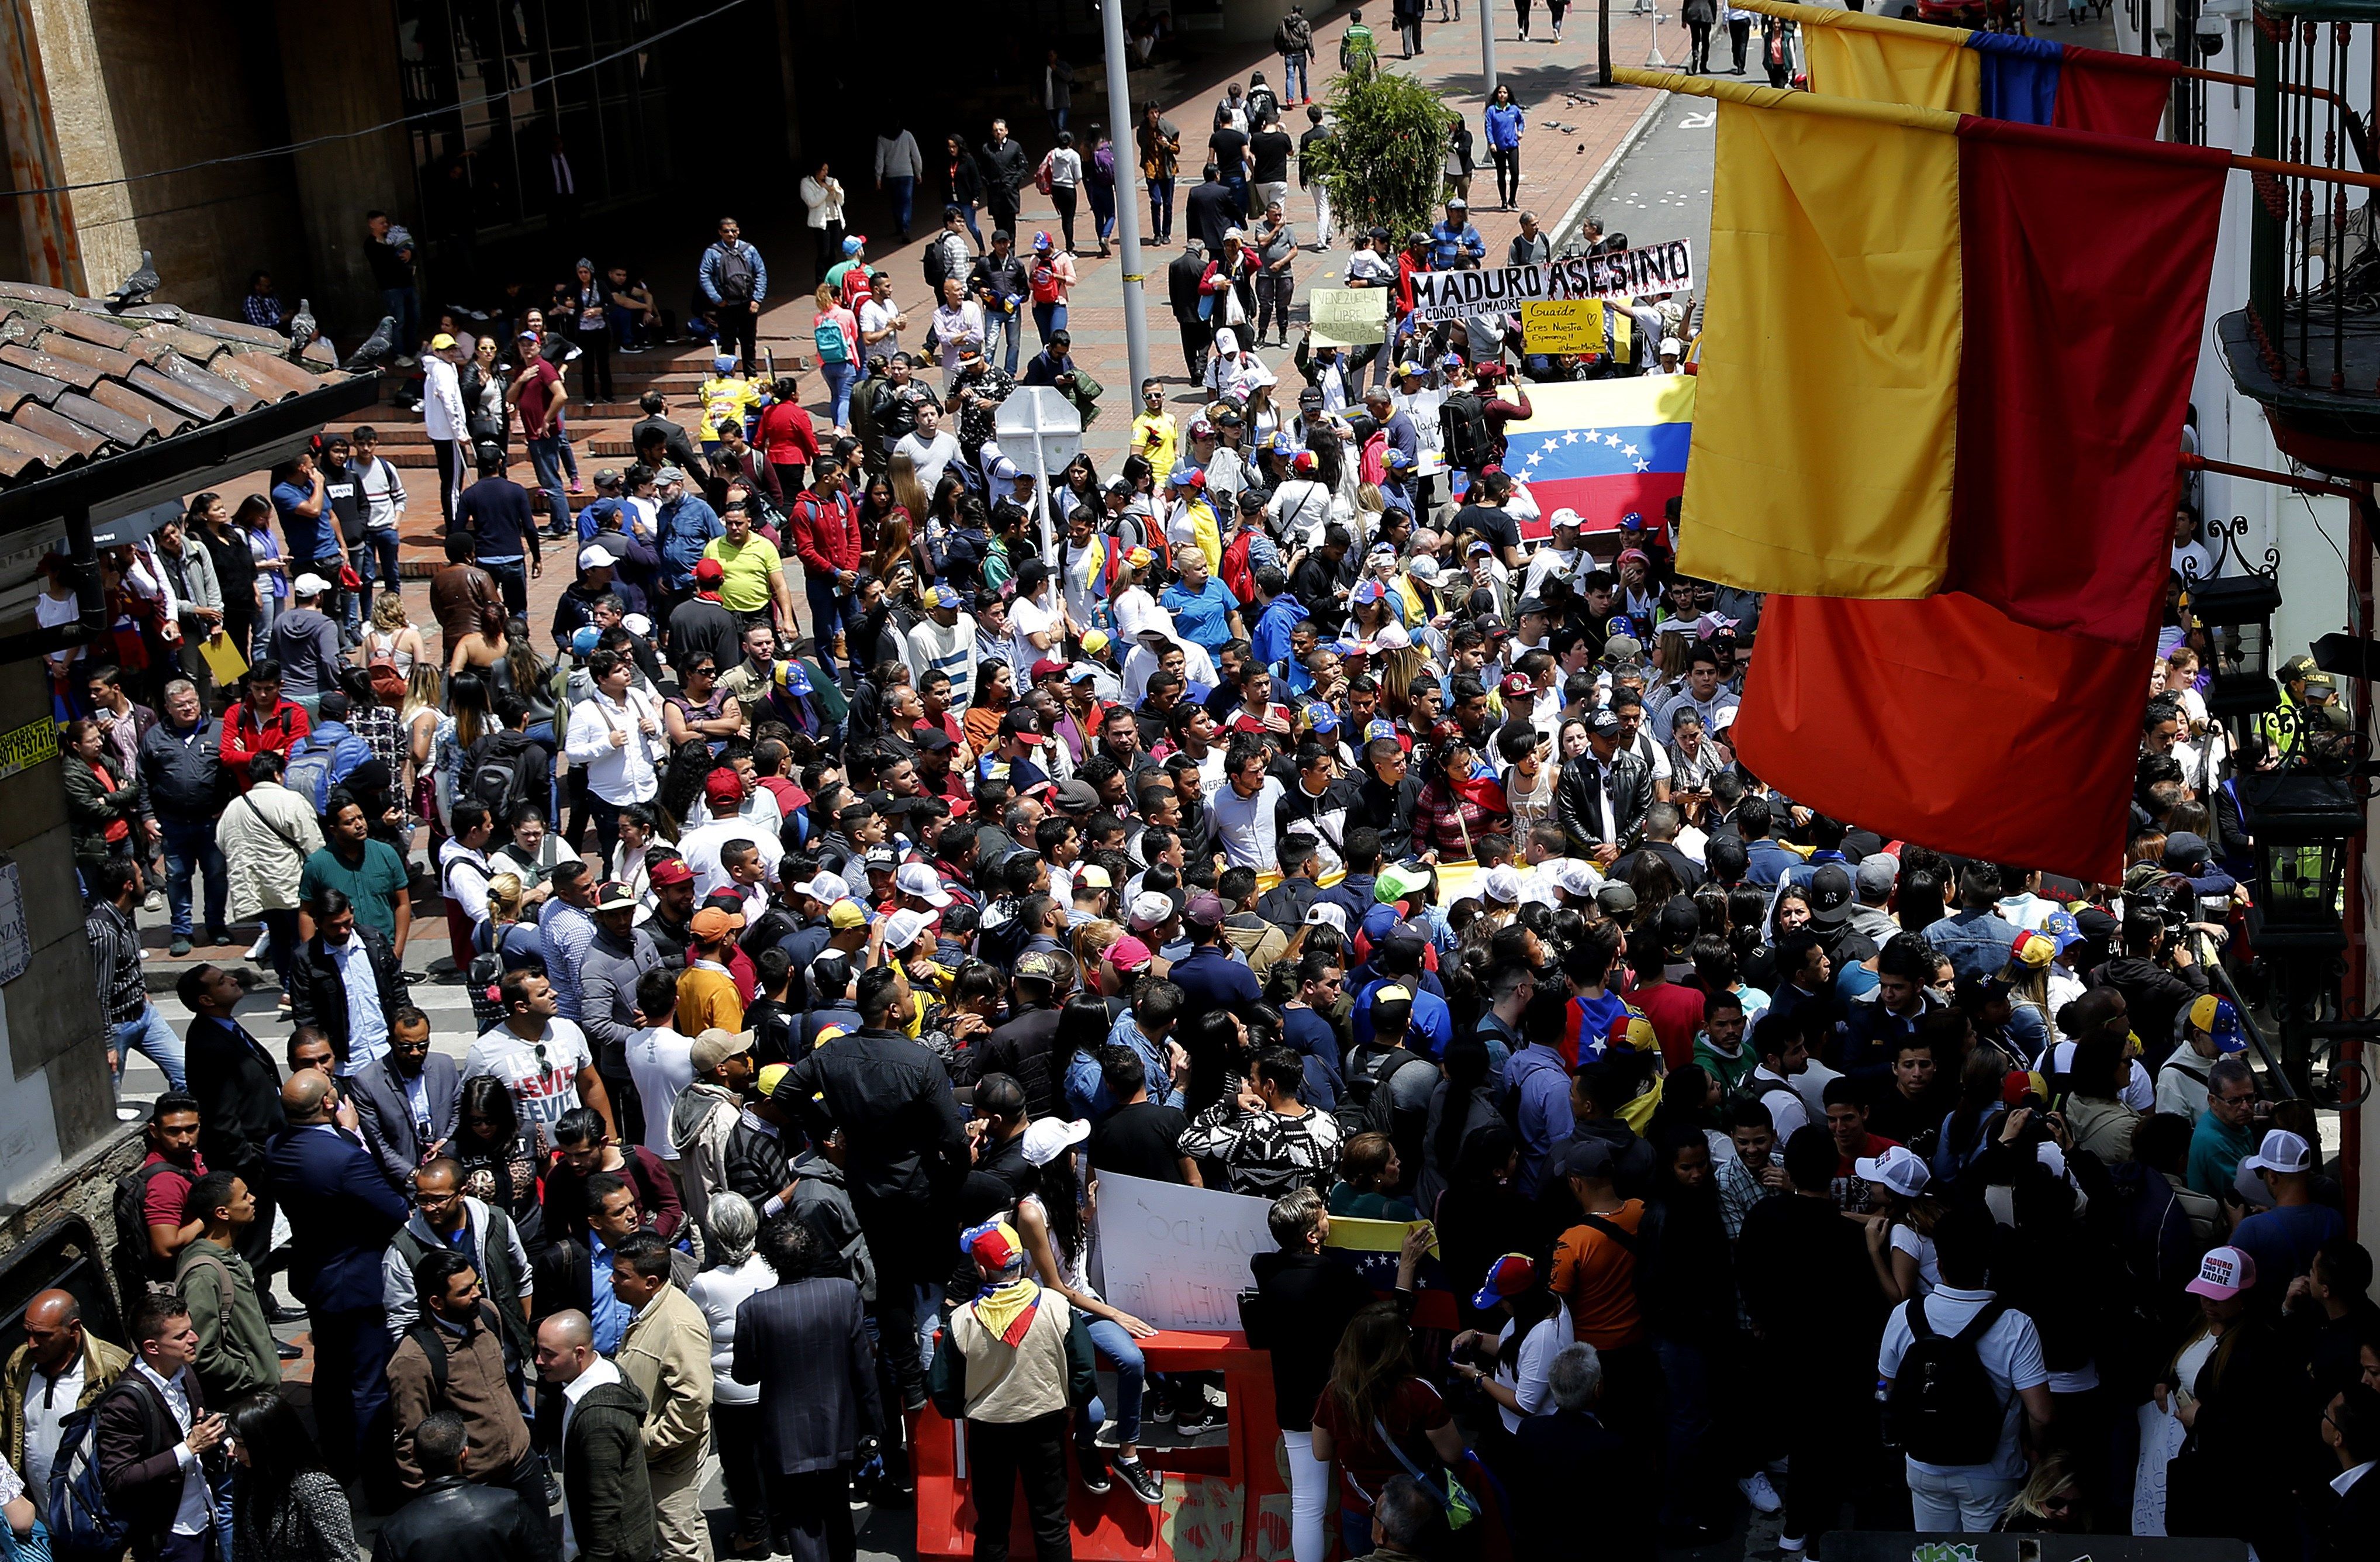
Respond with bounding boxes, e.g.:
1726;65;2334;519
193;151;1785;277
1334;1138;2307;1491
757;1063;790;1098
429;332;457;350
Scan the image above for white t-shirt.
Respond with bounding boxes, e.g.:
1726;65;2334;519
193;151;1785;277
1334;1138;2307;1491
678;816;785;902
466;1019;596;1139
1210;775;1286;868
1011;592;1060;674
1877;1285;2049;1482
1494;1306;1574;1434
2173;539;2217;584
1889;1224;1941;1297
859;299;901;361
624;1026;697;1161
896;429;959;490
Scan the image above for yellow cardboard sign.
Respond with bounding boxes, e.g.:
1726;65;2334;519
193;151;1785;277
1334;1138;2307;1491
1308;287;1388;347
1522;298;1604;355
0;718;56;783
197;632;248;688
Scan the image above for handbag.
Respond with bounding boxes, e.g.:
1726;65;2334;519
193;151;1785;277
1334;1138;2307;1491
1371;1415;1481;1530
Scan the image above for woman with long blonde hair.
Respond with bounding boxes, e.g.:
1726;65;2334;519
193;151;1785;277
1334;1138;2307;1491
360;591;425;674
400;661;445;832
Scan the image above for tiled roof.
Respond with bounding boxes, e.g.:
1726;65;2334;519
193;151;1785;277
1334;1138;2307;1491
0;282;352;490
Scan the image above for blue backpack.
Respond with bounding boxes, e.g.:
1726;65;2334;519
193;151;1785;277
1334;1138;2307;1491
283;725;369;814
47;1389;155;1562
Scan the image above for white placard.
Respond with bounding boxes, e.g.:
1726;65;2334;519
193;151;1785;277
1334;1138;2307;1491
1091;1170;1280;1332
1410;240;1697;323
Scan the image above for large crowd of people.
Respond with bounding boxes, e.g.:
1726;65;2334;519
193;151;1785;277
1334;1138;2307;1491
22;12;2378;1562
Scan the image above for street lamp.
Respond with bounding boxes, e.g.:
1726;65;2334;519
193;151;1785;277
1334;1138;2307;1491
2181;515;2284;722
2237;768;2358;1090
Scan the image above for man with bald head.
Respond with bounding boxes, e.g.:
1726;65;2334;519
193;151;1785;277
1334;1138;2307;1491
268;1066;409;1484
5;1289;130;1497
537;1309;657;1562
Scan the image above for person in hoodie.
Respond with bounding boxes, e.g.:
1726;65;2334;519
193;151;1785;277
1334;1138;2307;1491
1249;565;1309;670
670;1027;754;1240
1256;836;1328;930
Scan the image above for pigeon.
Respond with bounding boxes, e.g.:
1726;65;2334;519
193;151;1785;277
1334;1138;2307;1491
339;315;397;373
104;250;158;311
288;298;317;360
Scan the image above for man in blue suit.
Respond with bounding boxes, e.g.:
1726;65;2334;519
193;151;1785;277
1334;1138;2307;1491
267;1068;407;1485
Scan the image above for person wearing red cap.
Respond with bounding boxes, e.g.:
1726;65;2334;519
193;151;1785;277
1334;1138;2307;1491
931;1217;1093;1562
666;558;741;678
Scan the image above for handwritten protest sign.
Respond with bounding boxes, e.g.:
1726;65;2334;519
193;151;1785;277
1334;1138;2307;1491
1521;299;1605;355
1308;287;1388;347
1410;240;1695;323
1091;1171;1279;1330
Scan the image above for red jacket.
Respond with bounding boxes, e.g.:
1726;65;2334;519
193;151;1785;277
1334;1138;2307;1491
757;400;820;468
789;488;862;578
220;699;310;788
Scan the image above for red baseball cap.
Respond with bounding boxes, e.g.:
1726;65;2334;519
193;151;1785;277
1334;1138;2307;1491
649;858;695;887
703;769;743;807
693;558;726;584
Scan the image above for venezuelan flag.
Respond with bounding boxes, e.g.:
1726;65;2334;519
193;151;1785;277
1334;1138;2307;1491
1760;0;2178;137
1496;374;1695;540
1646;70;2226;646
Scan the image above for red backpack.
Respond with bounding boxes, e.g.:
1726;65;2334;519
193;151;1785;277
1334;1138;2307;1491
1221;527;1256;605
1030;259;1065;304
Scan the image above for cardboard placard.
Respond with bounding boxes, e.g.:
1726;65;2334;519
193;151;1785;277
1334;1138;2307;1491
1410;240;1696;323
1521;299;1606;355
1308;287;1388;347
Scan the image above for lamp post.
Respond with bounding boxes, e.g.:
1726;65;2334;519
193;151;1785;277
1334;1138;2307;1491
2239;768;2358;1093
1100;0;1151;396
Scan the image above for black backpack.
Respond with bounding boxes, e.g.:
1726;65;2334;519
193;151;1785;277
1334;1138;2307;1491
1441;391;1491;470
1336;1043;1433;1141
713;244;756;306
112;1160;184;1304
1887;1297;2010;1466
466;737;537;822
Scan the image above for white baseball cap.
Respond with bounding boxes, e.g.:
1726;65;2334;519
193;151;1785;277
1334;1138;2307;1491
1021;1116;1091;1167
1480;865;1523;905
895;862;954;908
579;543;619;570
1304;903;1348;935
2240;1128;2314;1176
1128;891;1175;931
1550;508;1582;531
802;871;849;904
881;907;934;953
291;572;331;596
1854;1144;1931;1199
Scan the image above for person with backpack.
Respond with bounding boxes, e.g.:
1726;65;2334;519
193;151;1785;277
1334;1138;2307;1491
171;1170;284;1405
113;1095;209;1311
89;1294;229;1562
698;216;767;375
1877;1204;2054;1533
1546;1137;1661;1450
216;751;323;1011
1276;4;1317;102
279;689;372;819
386;1248;552;1561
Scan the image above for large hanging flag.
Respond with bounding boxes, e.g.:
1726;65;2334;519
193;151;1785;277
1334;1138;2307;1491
1764;0;2178;137
1639;71;2227;644
1734;593;2148;885
1495;374;1695;540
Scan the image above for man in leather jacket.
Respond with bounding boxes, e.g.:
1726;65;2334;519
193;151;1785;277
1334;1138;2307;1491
1555;707;1653;866
374;1409;541;1562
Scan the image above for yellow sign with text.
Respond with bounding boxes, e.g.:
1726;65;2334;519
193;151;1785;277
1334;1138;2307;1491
0;718;57;784
1522;298;1604;355
1308;287;1388;347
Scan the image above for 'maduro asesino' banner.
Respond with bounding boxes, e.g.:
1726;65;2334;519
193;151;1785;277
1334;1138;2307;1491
1410;240;1695;322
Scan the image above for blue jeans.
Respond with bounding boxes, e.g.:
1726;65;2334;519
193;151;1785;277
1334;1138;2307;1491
805;577;848;675
527;434;569;533
160;816;226;937
1225;174;1249;220
1149;177;1175;239
1088;182;1115;244
1283;53;1310;99
481;558;528;618
1654;1336;1714;1528
382;285;420;359
115;1006;188;1091
1032;300;1068;344
887;175;916;235
358;528;402;594
986;306;1023;374
820;360;857;429
1077;1317;1146;1448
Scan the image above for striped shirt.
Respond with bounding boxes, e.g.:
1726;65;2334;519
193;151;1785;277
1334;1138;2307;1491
88;901;145;1023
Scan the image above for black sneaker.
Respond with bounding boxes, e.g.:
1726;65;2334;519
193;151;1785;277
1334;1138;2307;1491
1148;1401;1176;1427
1175;1405;1220;1436
1113;1456;1163;1505
1077;1447;1111;1494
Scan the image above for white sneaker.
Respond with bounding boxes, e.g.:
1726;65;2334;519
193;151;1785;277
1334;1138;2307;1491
1777;1537;1806;1557
245;933;268;960
1739;1472;1784;1515
143;890;166;913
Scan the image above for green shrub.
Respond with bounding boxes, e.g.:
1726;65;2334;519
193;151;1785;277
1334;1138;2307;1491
1314;70;1454;244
